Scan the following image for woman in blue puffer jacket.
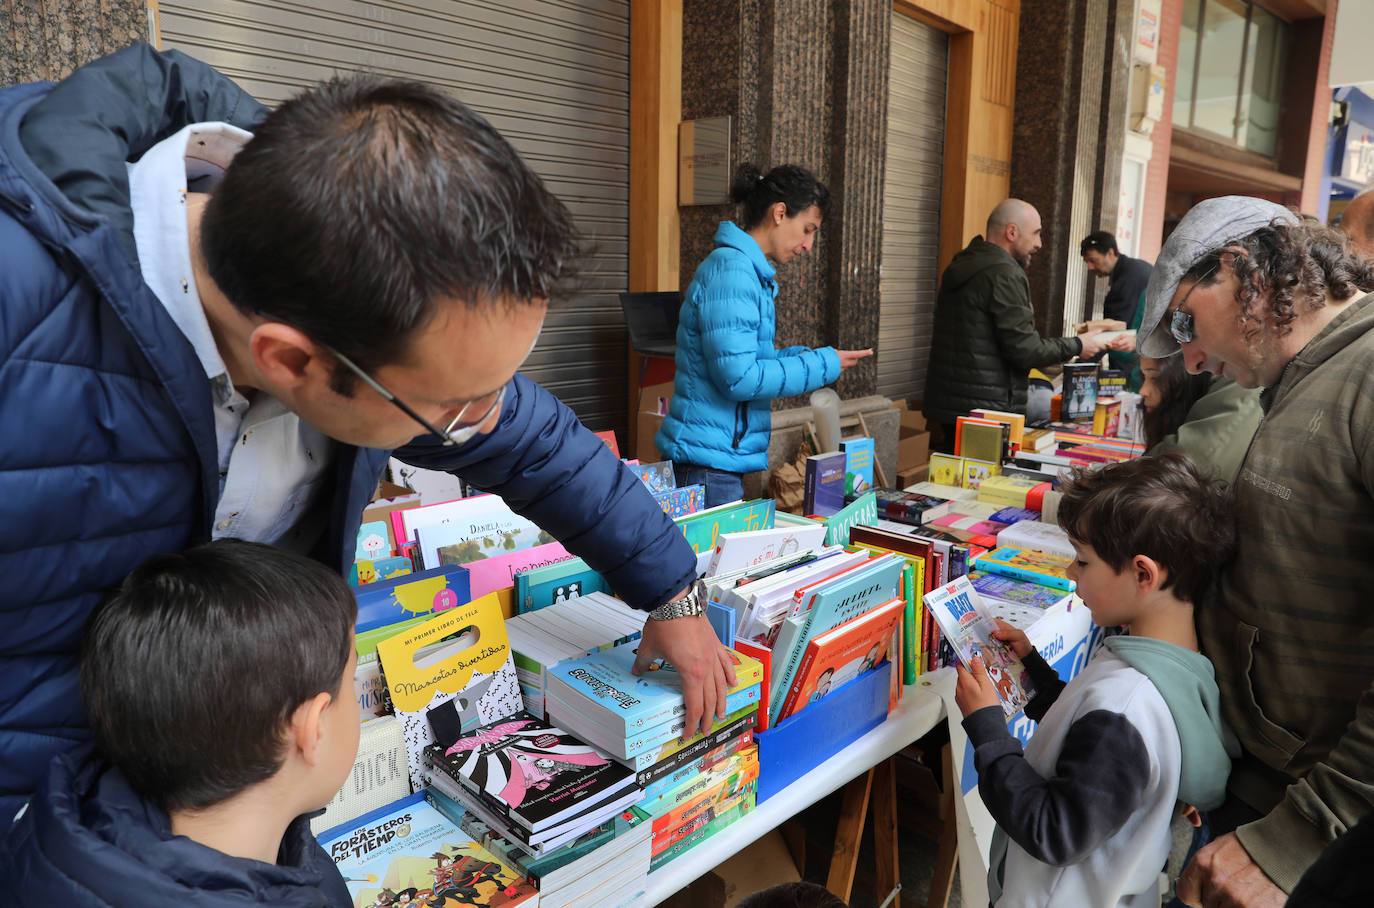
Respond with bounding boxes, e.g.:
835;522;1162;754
656;163;872;506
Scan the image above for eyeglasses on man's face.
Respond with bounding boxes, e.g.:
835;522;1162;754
323;344;506;447
1166;263;1219;345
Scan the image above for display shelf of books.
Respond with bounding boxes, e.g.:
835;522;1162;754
642;674;949;904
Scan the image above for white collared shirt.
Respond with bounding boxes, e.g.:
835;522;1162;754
128;123;333;548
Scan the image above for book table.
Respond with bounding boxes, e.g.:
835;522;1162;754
645;669;955;906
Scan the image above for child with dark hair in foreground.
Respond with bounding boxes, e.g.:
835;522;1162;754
955;453;1238;907
1;540;358;907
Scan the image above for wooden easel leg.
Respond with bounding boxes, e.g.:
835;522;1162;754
874;756;901;908
926;743;959;908
826;767;875;901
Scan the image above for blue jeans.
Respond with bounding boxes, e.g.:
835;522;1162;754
673;463;744;509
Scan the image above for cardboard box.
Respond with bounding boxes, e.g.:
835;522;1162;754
897;463;929;488
637;411;665;463
894;403;931;473
636;380;674;462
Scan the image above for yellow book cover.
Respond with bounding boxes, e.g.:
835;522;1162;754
929;452;965;487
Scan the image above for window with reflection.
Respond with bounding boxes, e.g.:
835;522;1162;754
1172;0;1289;157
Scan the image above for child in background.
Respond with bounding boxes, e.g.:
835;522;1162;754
1;540;358;906
1137;353;1261;484
955;453;1237;907
737;881;848;908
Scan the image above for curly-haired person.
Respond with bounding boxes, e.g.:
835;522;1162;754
1135;196;1374;908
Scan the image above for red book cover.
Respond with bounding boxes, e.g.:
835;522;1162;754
776;598;905;721
734;639;773;732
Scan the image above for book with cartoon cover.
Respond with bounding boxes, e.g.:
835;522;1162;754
425;711;639;834
973;546;1077;592
317;791;535;908
922;575;1036;717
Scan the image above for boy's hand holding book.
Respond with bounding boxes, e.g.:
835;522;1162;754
990;619;1032;660
955;655;1003;716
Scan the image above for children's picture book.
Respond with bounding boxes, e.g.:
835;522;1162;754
927;453;965;487
425;711;639;835
355;565;471;635
839;437;875;496
922;575;1036;717
454;540;578;600
995;519;1076;560
775;596;904;721
803;451;847;517
356;520;392;562
706;524;828;578
626;460;675;493
675;499;775;556
376;592;524;790
767;554;904;723
653;483;704;518
514;557;610;614
317;791;536;908
973;546;1076;592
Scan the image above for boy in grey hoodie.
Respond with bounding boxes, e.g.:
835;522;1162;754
956;453;1237;907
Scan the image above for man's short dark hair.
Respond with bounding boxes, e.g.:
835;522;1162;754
80;539;356;812
201;75;580;393
1056;453;1234;604
1080;231;1119;257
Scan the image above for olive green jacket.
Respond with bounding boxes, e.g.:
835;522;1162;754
1202;292;1374;892
923;237;1081;424
1147;375;1262;485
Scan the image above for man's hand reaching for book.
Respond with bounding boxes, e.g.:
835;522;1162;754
634;610;738;739
955;656;1002;717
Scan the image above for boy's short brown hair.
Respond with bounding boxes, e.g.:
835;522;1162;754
1056;452;1234;603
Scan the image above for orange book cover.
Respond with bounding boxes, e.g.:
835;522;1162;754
775;597;905;722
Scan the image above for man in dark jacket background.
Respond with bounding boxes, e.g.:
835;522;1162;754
0;45;730;821
923;199;1111;447
1081;230;1154;325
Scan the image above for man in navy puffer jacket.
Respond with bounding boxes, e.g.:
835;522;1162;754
0;45;731;822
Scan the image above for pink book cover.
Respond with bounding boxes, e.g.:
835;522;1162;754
456;541;578;598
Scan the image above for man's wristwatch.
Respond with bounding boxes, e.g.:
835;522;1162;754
648;583;706;621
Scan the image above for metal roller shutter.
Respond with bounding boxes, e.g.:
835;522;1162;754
157;0;631;434
877;14;948;405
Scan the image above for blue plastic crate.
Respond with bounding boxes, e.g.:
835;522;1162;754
755;661;892;802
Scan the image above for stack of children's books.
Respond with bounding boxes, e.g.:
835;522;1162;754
540;642;764;868
505;592;647;718
544;641;763;767
427;786;653;908
423;711;644;856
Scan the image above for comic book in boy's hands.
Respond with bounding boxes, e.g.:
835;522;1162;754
922;575;1035;716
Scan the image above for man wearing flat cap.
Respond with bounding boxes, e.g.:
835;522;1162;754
1135;197;1374;906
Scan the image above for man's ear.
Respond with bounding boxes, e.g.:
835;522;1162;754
1133;554;1165;593
288;691;333;767
250;322;328;391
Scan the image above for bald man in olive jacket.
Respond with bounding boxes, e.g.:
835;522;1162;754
923;199;1109;446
